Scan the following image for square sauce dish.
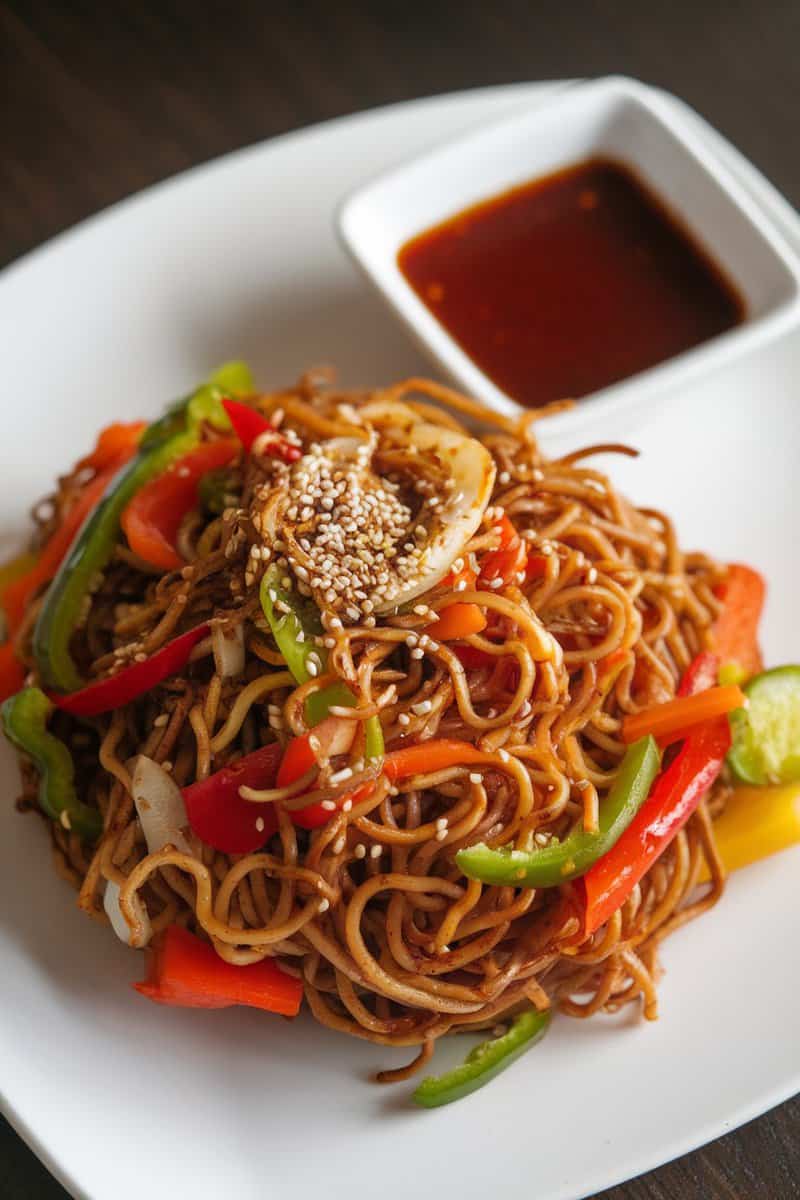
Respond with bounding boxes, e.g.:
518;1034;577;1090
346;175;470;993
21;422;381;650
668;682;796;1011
337;76;800;438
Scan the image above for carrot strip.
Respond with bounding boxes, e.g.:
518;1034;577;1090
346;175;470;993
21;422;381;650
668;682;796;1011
622;684;745;746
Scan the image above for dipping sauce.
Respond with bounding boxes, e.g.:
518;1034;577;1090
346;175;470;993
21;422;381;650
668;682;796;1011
398;158;745;409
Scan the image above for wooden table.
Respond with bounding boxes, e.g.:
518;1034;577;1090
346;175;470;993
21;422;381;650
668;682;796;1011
1;2;798;1197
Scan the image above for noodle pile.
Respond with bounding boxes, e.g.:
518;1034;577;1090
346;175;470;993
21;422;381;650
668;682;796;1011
9;373;729;1079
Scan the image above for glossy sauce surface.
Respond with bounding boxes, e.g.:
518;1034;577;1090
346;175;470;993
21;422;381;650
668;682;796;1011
398;159;745;408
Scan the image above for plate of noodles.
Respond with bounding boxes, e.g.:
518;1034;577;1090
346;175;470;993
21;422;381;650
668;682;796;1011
1;82;799;1200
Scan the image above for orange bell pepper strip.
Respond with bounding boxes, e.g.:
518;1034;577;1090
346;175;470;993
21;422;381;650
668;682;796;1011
479;513;528;588
713;563;765;680
0;643;26;703
120;439;238;571
426;603;487;641
76;421;146;473
134;924;302;1015
1;438;141;636
621;684;746;746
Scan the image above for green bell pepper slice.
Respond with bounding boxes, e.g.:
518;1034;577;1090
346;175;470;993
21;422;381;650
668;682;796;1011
33;363;252;693
413;1007;551;1108
1;687;102;840
260;564;384;757
456;735;660;888
728;665;800;785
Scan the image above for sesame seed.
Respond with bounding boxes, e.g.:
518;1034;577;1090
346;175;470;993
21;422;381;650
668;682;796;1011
320;800;337;811
411;699;432;716
134;652;147;663
329;766;353;785
535;832;550;847
468;772;482;784
413;604;431;616
153;713;169;728
354;843;366;859
435;829;448;842
587;567;598;584
398;713;411;727
342;799;353;813
498;470;511;485
410;647;425;660
370;844;383;859
255;817;265;833
318;898;330;913
332;836;346;855
435;817;448;830
306;658;319;677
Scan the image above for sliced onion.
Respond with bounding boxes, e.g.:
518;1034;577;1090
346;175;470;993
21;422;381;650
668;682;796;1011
103;878;152;948
212;622;245;678
131;754;193;855
311;715;358;762
357;406;496;612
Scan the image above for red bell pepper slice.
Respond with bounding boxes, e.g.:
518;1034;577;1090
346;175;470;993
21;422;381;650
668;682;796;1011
182;743;282;853
479;514;528;587
713;563;765;680
2;437;142;635
120;439;239;571
222;397;301;463
134;923;302;1015
580;652;729;936
0;643;26;704
50;623;210;716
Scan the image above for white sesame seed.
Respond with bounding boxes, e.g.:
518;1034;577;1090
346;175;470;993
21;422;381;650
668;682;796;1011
370;844;383;859
398;713;411;727
318;898;330;913
411;699;432;715
306;658;319;677
468;772;482;784
256;817;265;833
498;470;511;485
435;829;448;842
332;835;346;855
435;817;448;830
410;647;425;660
354;843;366;859
587;567;598;584
342;798;353;813
321;800;337;811
329;766;354;785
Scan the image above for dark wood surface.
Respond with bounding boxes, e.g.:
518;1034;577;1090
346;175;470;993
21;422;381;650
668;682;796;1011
2;2;798;1197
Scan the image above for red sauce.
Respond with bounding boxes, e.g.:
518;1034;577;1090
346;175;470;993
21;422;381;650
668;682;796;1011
398;158;745;409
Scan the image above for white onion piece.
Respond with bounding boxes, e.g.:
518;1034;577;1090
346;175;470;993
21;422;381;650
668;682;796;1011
103;879;152;948
311;715;358;762
212;622;245;678
131;755;193;856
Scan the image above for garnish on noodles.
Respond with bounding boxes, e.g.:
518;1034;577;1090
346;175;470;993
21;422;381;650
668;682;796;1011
3;365;797;1105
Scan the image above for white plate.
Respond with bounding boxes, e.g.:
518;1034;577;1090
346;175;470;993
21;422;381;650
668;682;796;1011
1;82;798;1200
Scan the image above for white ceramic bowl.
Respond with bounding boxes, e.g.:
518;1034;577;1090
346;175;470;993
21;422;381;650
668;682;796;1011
337;76;800;437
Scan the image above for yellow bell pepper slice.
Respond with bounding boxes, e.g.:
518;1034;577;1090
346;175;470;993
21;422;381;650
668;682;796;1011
699;782;800;882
